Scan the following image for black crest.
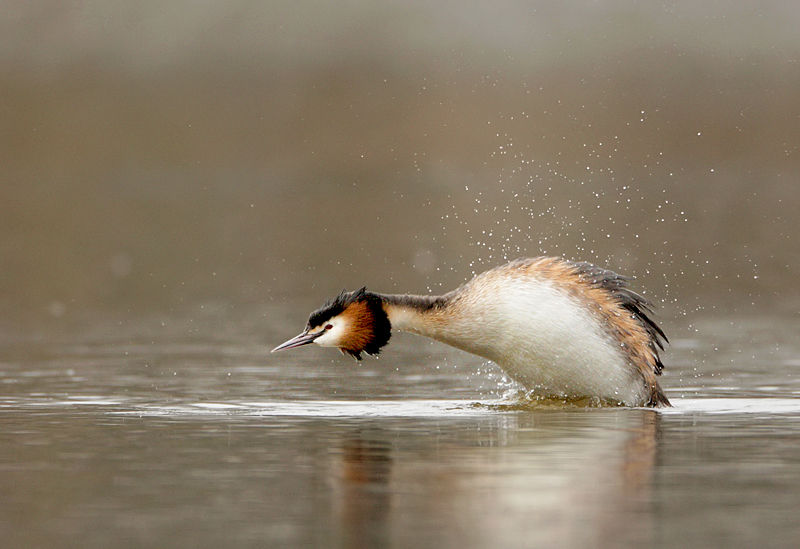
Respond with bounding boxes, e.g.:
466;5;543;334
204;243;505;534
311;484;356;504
307;288;353;329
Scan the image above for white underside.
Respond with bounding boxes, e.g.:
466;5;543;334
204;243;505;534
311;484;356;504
392;279;647;406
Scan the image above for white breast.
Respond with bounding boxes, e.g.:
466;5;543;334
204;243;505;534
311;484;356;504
401;277;648;406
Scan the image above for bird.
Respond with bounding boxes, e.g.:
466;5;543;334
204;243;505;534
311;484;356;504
272;257;669;407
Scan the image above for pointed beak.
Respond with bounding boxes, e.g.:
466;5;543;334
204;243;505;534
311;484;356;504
271;329;323;353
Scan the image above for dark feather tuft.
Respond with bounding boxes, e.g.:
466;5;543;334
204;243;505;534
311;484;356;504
573;261;668;374
307;288;356;329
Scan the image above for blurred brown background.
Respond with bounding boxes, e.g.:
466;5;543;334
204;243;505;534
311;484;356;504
2;1;799;327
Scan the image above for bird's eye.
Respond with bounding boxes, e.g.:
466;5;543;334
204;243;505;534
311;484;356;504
325;324;333;330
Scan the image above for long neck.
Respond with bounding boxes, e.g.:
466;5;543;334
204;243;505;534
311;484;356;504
374;291;489;358
375;292;452;336
379;289;503;365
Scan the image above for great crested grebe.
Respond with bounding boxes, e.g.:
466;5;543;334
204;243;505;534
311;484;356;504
272;257;669;407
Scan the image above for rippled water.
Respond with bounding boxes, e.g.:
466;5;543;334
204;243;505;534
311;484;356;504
2;313;799;548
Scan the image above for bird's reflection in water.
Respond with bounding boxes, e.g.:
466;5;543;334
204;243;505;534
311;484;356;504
598;409;661;547
333;432;393;548
622;409;661;495
332;410;661;548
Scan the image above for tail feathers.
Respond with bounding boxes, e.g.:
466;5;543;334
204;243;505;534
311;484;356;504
574;261;668;375
648;384;671;407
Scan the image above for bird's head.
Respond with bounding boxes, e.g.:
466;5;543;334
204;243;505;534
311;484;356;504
271;288;391;360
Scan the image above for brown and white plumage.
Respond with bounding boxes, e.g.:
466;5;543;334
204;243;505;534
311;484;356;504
273;257;669;407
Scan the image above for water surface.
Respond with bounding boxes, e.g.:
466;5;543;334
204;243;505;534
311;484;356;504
2;313;799;548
